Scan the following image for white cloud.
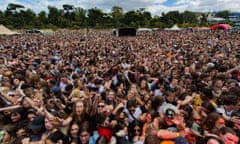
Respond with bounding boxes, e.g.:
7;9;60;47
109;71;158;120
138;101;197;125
0;0;239;15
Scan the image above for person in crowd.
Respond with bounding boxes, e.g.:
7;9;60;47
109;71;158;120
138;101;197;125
0;29;240;144
67;121;80;143
78;121;92;144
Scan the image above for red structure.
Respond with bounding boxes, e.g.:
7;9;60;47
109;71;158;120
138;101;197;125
210;24;232;30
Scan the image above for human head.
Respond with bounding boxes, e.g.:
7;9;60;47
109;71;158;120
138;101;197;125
79;121;92;144
185;122;203;144
68;122;79;139
28;115;45;134
128;120;143;140
72;100;86;116
44;117;54;131
106;89;115;102
11;107;24;123
203;112;225;133
46;130;68;144
127;100;137;115
219;127;239;144
97;100;106;114
163;104;178;126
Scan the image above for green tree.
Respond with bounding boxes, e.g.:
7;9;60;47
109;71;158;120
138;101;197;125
7;3;24;13
215;10;230;19
1;3;233;29
150;16;165;28
161;11;181;27
87;7;104;28
181;11;198;25
47;6;68;28
136;8;152;27
110;6;124;28
199;13;208;26
4;3;25;28
74;7;87;28
20;9;36;28
122;10;138;27
63;4;74;24
36;11;48;28
0;10;5;24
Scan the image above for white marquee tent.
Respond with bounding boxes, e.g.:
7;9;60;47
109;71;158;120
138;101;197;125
0;25;18;35
165;24;181;31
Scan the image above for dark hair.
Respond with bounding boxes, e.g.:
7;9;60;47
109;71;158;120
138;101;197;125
47;130;69;143
151;96;164;111
180;104;193;114
128;120;143;141
201;87;213;99
11;135;29;144
13;120;28;136
222;95;239;106
179;104;193;119
67;121;79;139
201;101;216;113
79;121;92;136
203;112;223;132
73;79;79;88
126;100;137;109
220;127;236;135
96;113;107;125
203;136;224;144
11;107;26;122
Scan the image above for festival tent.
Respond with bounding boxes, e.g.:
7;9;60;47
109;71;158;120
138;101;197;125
210;24;232;30
0;24;18;35
137;28;152;32
165;24;181;31
112;28;136;36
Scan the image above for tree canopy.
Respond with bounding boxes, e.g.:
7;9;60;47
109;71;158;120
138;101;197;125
0;3;232;29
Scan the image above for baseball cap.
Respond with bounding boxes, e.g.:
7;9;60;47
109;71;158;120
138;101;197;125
190;122;202;137
165;109;176;119
164;104;178;119
28;115;44;130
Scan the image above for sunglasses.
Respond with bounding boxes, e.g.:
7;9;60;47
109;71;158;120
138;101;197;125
98;105;105;108
12;112;19;116
129;109;135;113
194;118;202;122
134;129;141;132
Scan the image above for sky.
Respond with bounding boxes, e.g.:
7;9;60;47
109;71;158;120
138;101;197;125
0;0;240;16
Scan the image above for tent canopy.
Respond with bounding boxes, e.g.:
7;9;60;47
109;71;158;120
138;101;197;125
210;24;232;30
137;28;152;32
0;25;18;35
165;24;181;31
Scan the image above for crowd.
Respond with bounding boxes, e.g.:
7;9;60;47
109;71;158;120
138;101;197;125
0;29;239;144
